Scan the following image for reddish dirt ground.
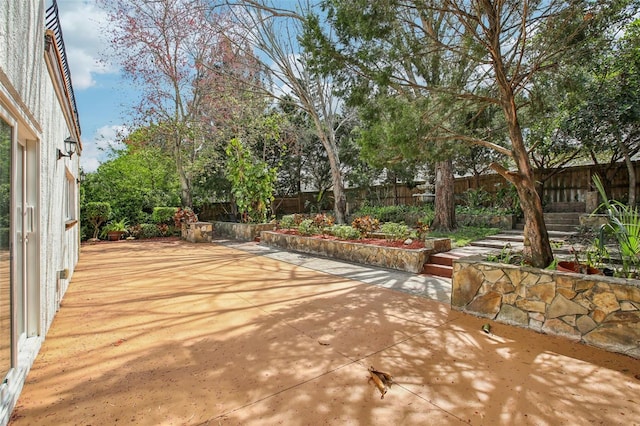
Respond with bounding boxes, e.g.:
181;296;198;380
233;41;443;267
9;239;640;425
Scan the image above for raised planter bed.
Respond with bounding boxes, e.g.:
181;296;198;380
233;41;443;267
260;231;450;273
213;221;276;242
452;256;640;358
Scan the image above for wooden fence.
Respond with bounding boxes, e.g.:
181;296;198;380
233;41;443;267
198;160;640;220
455;160;640;212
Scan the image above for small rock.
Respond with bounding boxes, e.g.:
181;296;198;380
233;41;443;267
403;238;413;245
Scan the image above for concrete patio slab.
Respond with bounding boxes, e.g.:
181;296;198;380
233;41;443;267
8;239;640;425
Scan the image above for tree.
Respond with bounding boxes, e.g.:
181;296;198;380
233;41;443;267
229;0;354;223
84;202;111;240
303;0;638;267
562;19;640;205
102;0;261;208
82;144;181;226
225;138;278;223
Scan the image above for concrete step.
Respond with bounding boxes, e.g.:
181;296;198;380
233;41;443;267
514;223;579;233
470;239;523;250
487;234;524;243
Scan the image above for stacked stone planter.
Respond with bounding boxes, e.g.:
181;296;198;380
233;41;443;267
452;256;640;358
213;222;276;242
181;222;213;243
260;231;450;273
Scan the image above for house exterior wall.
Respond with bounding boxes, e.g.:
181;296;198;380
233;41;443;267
0;1;81;423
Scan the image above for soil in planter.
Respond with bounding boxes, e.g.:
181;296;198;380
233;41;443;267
274;229;426;249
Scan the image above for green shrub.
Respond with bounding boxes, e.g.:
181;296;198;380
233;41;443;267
298;219;319;236
462;188;491;209
352;204;432;225
0;228;8;249
134;223;163;239
152;207;178;225
279;214;305;229
380;222;409;240
328;224;361;240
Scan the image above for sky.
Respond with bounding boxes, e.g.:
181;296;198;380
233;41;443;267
55;0;135;172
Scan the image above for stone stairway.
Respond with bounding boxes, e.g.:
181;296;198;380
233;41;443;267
421;213;583;278
421;246;491;278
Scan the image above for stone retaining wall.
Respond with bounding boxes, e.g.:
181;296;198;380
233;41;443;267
456;214;515;229
452;257;640;358
213;222;276;241
181;222;213;243
260;231;449;273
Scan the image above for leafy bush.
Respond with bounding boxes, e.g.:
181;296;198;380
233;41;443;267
352;204;433;225
226;137;277;223
593;175;640;278
152;207;178;225
279;214;306;229
327;224;361;240
0;228;9;250
173;207;198;227
84;201;111;239
132;223;163;239
416;218;431;239
312;213;335;228
495;183;521;215
462;188;490;209
351;215;380;236
298;219;319;236
380;222;409;240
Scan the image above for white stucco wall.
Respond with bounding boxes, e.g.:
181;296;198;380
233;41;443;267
0;1;81;423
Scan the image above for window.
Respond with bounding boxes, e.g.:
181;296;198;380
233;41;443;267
64;169;76;225
0;116;12;379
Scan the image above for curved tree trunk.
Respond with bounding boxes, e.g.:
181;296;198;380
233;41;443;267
486;3;554;268
431;160;456;231
312;118;347;223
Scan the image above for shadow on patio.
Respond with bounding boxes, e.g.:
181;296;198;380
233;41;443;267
9;239;640;425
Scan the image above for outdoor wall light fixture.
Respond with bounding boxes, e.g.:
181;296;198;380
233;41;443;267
58;136;77;160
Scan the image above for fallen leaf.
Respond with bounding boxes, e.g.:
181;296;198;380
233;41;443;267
368;366;393;399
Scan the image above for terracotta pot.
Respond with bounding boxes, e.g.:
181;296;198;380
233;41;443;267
107;231;125;241
557;261;603;275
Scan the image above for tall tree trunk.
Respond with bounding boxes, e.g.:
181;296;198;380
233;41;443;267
619;137;637;206
314;124;347;223
174;135;192;208
431;160;455;231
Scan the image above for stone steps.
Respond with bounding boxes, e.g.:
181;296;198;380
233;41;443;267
421;246;493;278
421;225;580;279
